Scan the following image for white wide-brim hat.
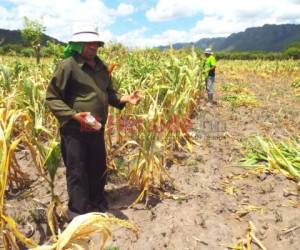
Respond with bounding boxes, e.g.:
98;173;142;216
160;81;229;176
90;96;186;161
204;48;213;54
69;24;104;45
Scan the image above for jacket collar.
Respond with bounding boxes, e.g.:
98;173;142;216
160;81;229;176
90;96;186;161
73;53;104;70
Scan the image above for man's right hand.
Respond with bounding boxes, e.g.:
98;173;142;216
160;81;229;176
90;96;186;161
72;112;102;131
72;112;91;124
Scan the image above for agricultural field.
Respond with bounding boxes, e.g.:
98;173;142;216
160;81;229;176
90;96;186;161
1;48;300;249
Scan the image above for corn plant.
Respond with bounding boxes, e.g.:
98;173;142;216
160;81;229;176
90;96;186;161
2;48;299;248
291;78;300;88
0;109;38;249
240;136;300;181
221;83;258;107
0;65;11;93
102;48;203;205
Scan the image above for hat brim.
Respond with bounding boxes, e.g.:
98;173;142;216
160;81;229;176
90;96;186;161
69;33;104;46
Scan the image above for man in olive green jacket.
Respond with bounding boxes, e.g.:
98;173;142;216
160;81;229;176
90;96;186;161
46;25;140;220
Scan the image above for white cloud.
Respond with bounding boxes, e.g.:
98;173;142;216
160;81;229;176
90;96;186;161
146;0;200;22
146;0;300;25
116;3;135;16
0;5;10;21
140;0;300;47
0;0;300;48
113;27;148;47
288;0;300;4
111;27;190;48
0;0;135;42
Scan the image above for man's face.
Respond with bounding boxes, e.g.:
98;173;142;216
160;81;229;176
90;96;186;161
81;42;100;60
205;53;210;58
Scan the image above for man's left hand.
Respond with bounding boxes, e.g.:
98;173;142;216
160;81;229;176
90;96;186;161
121;90;141;105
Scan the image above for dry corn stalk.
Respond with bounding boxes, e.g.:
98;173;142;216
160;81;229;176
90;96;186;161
30;212;138;250
240;136;300;181
227;221;266;250
0;110;38;249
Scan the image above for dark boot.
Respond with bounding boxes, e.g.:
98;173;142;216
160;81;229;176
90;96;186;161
67;209;80;222
208;93;213;103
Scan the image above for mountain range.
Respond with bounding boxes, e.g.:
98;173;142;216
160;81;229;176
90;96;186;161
0;29;62;46
0;24;300;51
159;24;300;51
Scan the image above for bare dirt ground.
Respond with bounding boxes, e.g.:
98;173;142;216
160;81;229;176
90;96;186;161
5;67;300;250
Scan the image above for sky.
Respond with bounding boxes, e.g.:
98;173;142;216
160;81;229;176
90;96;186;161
0;0;300;48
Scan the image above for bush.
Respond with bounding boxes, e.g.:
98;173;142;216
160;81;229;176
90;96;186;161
41;41;64;57
285;47;300;59
1;44;23;54
215;51;288;60
20;48;35;57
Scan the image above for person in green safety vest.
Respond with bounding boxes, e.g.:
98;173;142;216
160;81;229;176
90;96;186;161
203;48;217;106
